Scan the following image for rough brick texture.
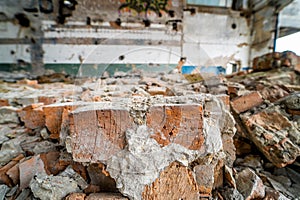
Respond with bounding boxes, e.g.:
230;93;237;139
231;92;263;114
70;107;133;163
243;109;300;167
142;162;199;200
44;103;77;140
18;103;45;129
146;104;204;150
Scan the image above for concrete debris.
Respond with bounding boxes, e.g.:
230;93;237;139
30;174;80;200
0;51;300;199
0;184;9;200
0;106;19;124
236;168;265;199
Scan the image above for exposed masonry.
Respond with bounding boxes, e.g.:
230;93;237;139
68;94;236;199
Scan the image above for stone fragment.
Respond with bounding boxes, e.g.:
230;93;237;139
231;91;263;114
30;174;80;200
242;109;300;167
236;168;265;200
146;104;204;150
60;166;88;190
286;167;300;185
70;104;133;162
220;188;244;200
284;93;300;110
0;184;9;200
235;155;263;169
6;185;18;198
0;126;10;145
142;162;199;200
87;163;117;192
0;139;24;167
0;106;19;124
19;155;47;189
86;193;128;200
15;188;31;200
224;165;236;188
65;193;86;200
18;103;45;129
194;156;223;196
264;187;289;200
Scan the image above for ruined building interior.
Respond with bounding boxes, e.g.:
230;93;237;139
0;0;300;199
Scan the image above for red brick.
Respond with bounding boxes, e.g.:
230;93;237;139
65;193;86;200
18;103;45;129
146;104;204;150
70;107;133;162
40;151;66;175
142;162;199;200
38;96;58;105
0;154;24;186
43;103;80;140
0;99;9;107
19;155;47;189
231;92;263;114
86;193;128;200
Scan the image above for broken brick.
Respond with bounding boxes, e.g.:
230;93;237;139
65;193;86;200
38;96;58;105
18;103;45;129
243;110;300;167
40;151;66;175
194;158;224;196
231;92;263;114
0;154;24;186
142;162;199;200
70;105;133;162
236;168;265;199
0;99;9;107
146;104;204;150
19;155;47;189
258;85;289;102
86;193;128;200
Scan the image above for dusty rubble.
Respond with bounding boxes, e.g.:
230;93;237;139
0;51;299;200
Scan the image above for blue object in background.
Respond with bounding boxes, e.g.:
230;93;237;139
182;65;226;75
199;66;225;75
181;66;197;74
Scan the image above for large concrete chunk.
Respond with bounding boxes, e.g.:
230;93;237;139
69;104;133;163
146;104;204;150
242;108;300;167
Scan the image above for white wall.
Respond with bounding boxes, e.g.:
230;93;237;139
182;11;251;68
